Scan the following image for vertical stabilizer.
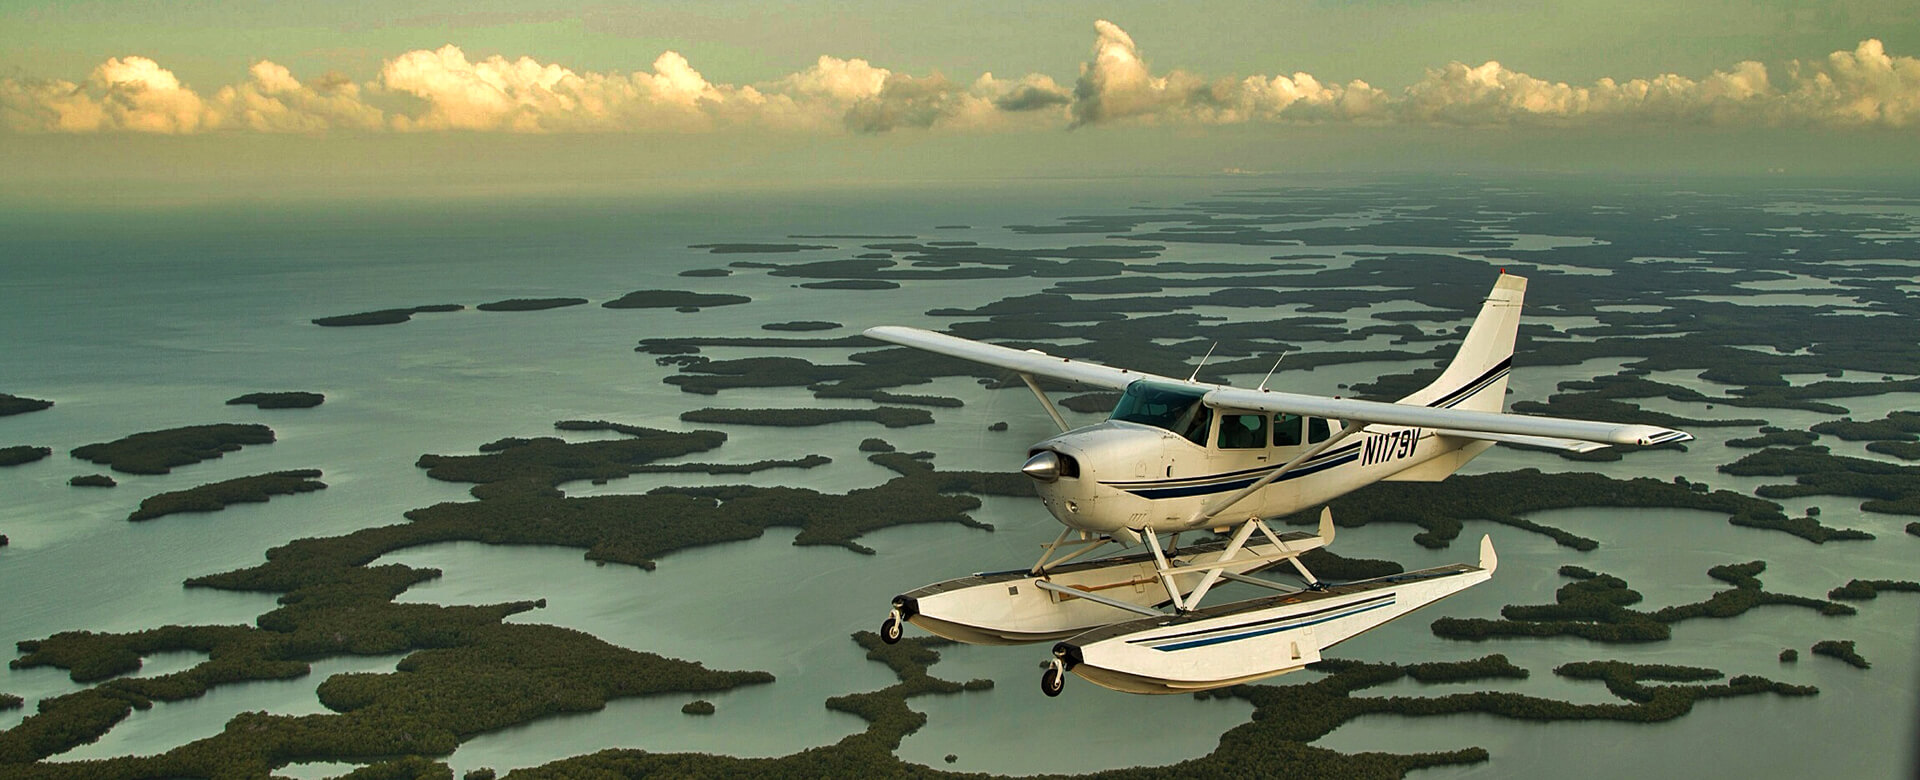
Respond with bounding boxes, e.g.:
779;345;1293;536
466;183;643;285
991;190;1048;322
1399;274;1525;413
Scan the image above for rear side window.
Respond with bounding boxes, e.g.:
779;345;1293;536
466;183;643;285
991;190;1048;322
1216;413;1267;449
1308;417;1331;444
1273;413;1303;447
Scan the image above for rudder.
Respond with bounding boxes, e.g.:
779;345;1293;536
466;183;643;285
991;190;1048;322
1398;273;1524;413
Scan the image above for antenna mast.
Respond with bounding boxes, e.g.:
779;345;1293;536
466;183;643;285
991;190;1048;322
1256;352;1287;392
1187;342;1219;382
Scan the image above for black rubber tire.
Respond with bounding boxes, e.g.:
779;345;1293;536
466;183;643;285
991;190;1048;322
1041;666;1064;697
881;616;903;644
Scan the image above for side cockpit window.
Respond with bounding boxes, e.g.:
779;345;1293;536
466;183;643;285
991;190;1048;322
1308;417;1331;444
1273;413;1303;447
1217;413;1267;449
1180;405;1213;446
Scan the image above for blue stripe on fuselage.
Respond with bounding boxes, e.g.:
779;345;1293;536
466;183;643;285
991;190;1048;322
1118;453;1356;499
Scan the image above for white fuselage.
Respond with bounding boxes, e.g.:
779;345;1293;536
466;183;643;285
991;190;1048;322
1027;410;1489;535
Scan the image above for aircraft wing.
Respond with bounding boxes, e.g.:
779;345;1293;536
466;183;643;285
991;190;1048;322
1205;386;1693;447
863;326;1152;391
864;325;1692;448
1425;428;1611;453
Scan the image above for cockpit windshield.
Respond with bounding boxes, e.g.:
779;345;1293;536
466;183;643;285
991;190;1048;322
1109;380;1211;445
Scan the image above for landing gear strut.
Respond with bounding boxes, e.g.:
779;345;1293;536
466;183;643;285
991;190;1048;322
1041;659;1066;697
880;611;903;644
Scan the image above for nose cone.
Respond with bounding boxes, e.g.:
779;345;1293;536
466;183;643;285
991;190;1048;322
1022;450;1062;482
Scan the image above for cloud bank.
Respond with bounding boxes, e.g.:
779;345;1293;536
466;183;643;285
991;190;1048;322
4;22;1917;134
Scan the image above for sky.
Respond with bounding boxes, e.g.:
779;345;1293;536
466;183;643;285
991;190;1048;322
3;1;1917;205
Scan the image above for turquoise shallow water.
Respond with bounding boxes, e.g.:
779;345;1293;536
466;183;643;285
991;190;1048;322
1;179;1916;776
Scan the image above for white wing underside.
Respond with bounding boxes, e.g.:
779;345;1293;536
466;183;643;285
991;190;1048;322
863;325;1691;449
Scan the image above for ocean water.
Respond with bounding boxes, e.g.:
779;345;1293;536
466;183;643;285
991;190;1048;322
1;178;1916;777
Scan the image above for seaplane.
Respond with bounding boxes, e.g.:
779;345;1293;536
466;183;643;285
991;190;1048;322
865;273;1692;696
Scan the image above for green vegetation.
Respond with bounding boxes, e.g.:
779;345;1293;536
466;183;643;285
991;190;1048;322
1727;428;1818;449
516;641;1807;779
1405;654;1529;683
677;268;731;277
864;449;1031;500
1722;445;1920;516
340;757;452;779
0;393;53;416
622;455;831;479
226;391;324;409
313;304;463;327
474;298;588;312
127;469;327;522
0;446;51;467
788;234;915;240
688;243;834;253
601;290;750;310
70;424;275;474
1433;562;1853;643
1060;392;1121;413
1827;579;1920;600
1553;661;1722;702
800;279;900;290
1810;412;1920;441
821;390;963;408
1510;376;1765;429
410;421;993;561
762;320;841;331
68;474;116;488
858;438;894;453
1811;640;1870;669
35;415;1005;773
1281;468;1797;549
1908;522;1920;537
680;700;714;715
680;407;933;429
1780;648;1798;662
1727;510;1873;543
1299;548;1404;581
0;693;19;710
5;423;882;772
1868;441;1920;460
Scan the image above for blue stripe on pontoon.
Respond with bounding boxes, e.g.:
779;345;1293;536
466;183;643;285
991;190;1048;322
1128;593;1393;644
1145;598;1396;651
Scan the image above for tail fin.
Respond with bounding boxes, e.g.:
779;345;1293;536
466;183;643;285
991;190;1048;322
1399;273;1524;413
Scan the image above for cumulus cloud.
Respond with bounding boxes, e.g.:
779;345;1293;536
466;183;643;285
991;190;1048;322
2;22;1917;134
1069;19;1383;126
212;62;385;132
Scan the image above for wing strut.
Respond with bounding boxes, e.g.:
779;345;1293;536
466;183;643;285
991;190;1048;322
1019;373;1071;434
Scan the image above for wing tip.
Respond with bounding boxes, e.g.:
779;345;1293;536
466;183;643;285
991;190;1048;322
1634;429;1695;447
